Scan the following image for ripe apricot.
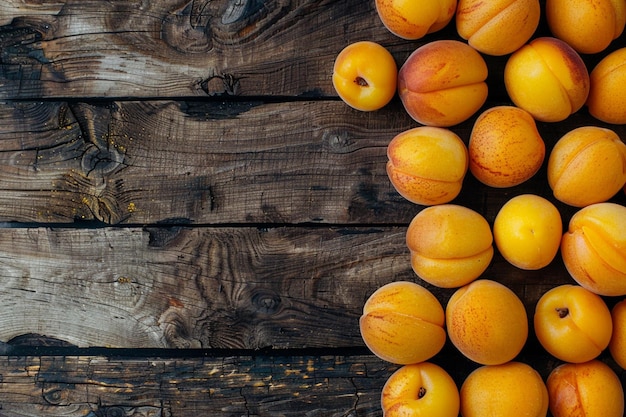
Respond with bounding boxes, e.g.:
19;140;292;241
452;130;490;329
406;205;493;288
546;0;626;54
534;284;613;363
446;279;528;365
332;41;398;112
386;126;468;205
547;126;626;207
359;281;446;364
460;362;549;417
587;47;626;124
609;299;626;369
547;360;625;417
456;0;540;56
381;362;460;417
493;194;562;270
561;202;626;296
375;0;457;40
504;37;590;122
469;106;545;188
398;40;488;127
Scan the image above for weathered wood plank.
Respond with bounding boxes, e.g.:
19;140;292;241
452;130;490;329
1;99;625;225
0;0;418;99
0;224;583;350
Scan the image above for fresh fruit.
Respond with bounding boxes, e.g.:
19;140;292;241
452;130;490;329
406;205;493;288
381;362;460;417
534;284;613;363
332;41;397;111
609;299;626;369
398;40;488;127
375;0;457;40
469;106;545;188
546;0;626;54
460;362;549;417
446;279;528;365
456;0;540;56
386;126;469;205
359;281;446;364
504;37;590;122
587;47;626;124
561;202;626;296
547;360;625;417
493;194;562;270
547;126;626;207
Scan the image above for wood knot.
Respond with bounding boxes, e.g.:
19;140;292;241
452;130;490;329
323;130;356;154
251;289;282;315
42;386;70;405
161;1;213;54
81;143;125;176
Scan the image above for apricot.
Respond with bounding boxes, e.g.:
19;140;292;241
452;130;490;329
446;279;528;365
332;41;398;112
375;0;457;40
547;360;625;417
469;106;545;188
456;0;540;56
460;362;549;417
609;299;626;369
534;284;613;363
359;281;446;364
504;37;590;122
587;47;626;124
493;194;562;270
406;205;493;288
547;126;626;207
386;126;469;205
398;40;488;127
381;362;460;417
546;0;626;54
561;202;626;296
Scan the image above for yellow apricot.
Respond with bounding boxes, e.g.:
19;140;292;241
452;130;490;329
547;126;626;207
504;37;590;122
460;362;549;417
609;299;626;369
456;0;540;56
359;281;446;364
382;362;460;417
493;194;562;270
406;205;493;288
398;40;488;127
548;360;625;417
446;279;528;365
375;0;457;40
587;47;626;124
469;106;545;188
561;202;626;296
386;126;469;205
546;0;626;54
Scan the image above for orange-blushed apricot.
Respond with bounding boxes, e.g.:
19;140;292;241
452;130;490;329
406;205;493;288
375;0;457;40
386;126;468;205
609;299;626;369
547;126;626;207
587;47;626;124
445;279;528;365
398;40;488;127
359;281;446;364
504;37;590;122
546;0;626;54
469;106;545;188
561;202;626;296
456;0;540;56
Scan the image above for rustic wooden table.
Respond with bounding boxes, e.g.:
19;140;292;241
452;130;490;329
0;0;624;415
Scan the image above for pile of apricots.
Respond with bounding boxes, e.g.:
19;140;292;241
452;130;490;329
332;1;626;416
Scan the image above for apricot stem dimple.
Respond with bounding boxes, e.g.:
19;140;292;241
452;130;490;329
355;76;369;87
556;307;569;318
418;386;426;399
